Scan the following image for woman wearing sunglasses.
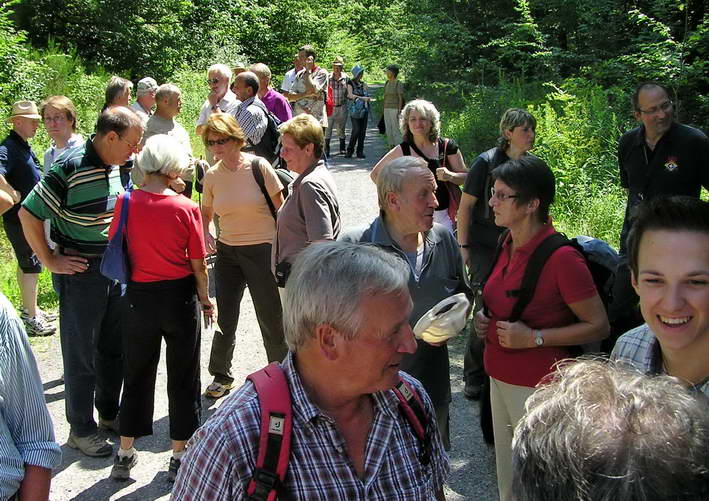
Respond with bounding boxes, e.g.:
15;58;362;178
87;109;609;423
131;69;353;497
475;156;609;501
200;113;288;400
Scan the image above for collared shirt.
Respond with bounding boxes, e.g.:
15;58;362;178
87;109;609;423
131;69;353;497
171;352;449;500
274;159;340;268
130;101;152;127
22;136;125;255
135;114;194;185
281;67;298;93
0;130;42;222
229;96;268;146
292;66;329;127
340;217;470;408
617;122;709;252
611;324;709;397
261;88;293;123
329;71;349;106
0;292;62;499
196;89;239;127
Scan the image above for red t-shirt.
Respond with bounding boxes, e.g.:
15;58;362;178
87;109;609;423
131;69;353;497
482;224;597;387
109;190;206;283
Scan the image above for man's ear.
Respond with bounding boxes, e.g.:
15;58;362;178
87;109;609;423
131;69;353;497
315;323;341;361
385;191;399;212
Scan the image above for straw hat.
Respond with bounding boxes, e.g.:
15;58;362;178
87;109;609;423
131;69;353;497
7;100;41;122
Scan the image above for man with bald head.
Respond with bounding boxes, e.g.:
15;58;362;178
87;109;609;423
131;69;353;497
230;70;272;160
20;106;144;458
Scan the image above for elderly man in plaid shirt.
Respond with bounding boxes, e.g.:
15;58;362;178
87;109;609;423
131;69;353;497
172;241;449;501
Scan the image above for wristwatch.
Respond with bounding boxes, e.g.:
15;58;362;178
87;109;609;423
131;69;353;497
534;329;544;347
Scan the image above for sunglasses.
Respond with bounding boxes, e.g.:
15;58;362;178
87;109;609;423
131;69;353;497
206;78;221;85
206;137;233;147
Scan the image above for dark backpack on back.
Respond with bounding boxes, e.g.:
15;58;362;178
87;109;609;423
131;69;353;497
251;158;295;220
244;362;431;501
248;100;283;166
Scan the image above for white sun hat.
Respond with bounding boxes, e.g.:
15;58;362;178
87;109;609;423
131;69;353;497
413;293;470;344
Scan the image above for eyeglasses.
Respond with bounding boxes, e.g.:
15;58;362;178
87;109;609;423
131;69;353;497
206;137;233;147
118;135;142;152
490;187;519;202
44;115;67;124
638;100;673;116
206;78;221;85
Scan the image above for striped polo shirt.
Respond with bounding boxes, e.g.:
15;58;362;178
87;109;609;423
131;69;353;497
22;136;124;255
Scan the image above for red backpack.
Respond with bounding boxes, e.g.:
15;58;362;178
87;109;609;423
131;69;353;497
245;362;431;501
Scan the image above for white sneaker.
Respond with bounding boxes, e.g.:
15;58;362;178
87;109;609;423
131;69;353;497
24;315;56;336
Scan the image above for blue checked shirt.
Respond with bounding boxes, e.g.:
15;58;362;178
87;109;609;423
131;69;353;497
172;352;449;500
611;324;709;397
0;293;62;499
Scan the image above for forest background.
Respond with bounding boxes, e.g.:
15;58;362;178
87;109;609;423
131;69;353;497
0;0;707;308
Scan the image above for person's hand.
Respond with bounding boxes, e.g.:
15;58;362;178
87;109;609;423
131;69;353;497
169;177;186;193
208;91;220;107
47;253;88;274
201;298;215;328
205;232;217;255
474;310;490;338
304;56;315;72
436;167;455;182
496;320;534;349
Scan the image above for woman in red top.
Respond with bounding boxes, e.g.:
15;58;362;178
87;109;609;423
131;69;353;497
107;134;213;482
475;156;609;501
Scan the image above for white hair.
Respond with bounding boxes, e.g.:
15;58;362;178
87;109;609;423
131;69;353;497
138;134;190;177
283;241;410;351
207;64;231;80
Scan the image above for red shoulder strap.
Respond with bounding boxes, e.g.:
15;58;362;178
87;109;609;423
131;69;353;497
392;377;431;466
246;362;293;501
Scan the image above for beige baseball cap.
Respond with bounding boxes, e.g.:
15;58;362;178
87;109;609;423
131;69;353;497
7;100;41;122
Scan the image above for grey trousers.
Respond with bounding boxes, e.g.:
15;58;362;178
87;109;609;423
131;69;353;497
209;242;288;384
325;105;348;140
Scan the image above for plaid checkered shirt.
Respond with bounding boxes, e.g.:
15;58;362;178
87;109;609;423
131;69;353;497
228;96;267;146
171;352;450;500
329;72;349;106
611;324;709;397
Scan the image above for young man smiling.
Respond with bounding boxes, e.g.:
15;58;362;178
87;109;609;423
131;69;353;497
611;196;709;397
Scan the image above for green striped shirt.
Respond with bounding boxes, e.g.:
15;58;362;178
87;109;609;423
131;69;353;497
22;137;124;255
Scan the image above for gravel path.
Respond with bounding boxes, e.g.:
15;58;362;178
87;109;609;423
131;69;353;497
35;113;497;500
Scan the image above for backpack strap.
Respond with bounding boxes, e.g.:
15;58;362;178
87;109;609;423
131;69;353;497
251;158;277;220
392;377;431;466
507;232;570;322
400;142;411;156
246;362;293;501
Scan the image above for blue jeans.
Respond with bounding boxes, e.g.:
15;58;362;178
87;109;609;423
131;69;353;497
57;261;124;436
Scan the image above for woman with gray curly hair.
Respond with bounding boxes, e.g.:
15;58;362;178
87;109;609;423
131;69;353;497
371;99;467;231
106;134;213;483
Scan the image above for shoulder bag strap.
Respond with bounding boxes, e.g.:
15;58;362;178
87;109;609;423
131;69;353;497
440;138;449;167
251;158;277;220
118;190;130;235
508;233;570;322
400;142;412;156
392;378;431;466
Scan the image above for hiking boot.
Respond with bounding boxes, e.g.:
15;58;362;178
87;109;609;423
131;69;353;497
111;451;138;481
99;415;120;435
339;138;346;155
167;456;181;482
205;380;233;399
21;308;58;322
344;151;353;158
24;315;56;336
67;432;113;457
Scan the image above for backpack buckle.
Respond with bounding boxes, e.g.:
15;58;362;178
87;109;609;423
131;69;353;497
251;468;281;498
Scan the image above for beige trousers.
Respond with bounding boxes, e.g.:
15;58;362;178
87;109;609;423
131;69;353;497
490;376;537;501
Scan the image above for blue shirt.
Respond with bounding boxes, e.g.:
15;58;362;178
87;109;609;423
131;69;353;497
0;292;62;498
0;130;41;222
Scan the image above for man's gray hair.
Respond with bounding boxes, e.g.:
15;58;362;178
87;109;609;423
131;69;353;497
137;134;191;177
512;358;709;501
155;83;181;103
250;63;272;82
283;241;410;351
207;64;231;80
376;156;430;210
104;76;133;108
